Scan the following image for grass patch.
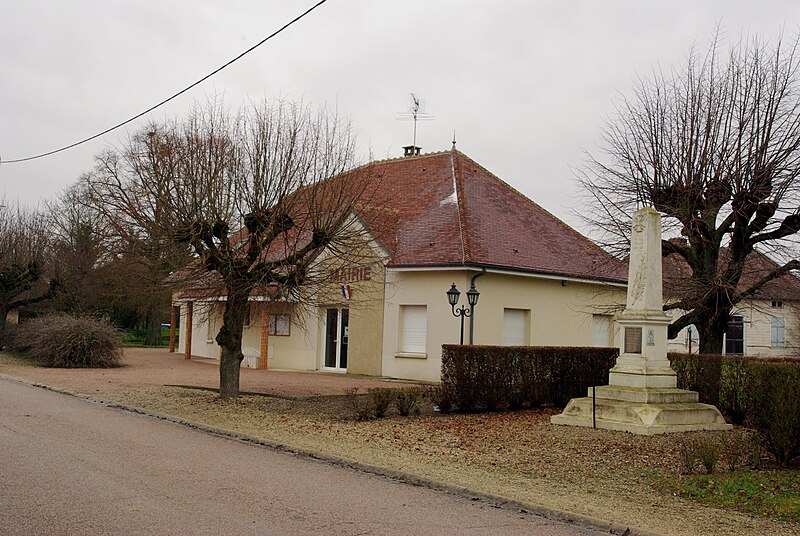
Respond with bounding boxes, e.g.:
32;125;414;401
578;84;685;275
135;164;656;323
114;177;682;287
122;328;176;348
668;470;800;522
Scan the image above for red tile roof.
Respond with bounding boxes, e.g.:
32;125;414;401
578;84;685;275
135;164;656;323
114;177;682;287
351;150;626;283
172;149;627;299
663;248;800;302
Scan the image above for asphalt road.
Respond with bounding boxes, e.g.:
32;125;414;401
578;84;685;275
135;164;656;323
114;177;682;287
0;378;598;535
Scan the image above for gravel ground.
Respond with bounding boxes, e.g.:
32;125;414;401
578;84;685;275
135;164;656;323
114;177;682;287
103;386;798;536
3;349;797;536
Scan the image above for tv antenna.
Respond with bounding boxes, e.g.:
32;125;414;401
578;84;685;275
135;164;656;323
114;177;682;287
397;93;434;148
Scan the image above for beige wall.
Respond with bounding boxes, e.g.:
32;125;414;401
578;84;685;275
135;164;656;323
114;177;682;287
176;300;319;369
243;302;318;370
177;266;628;381
381;269;626;382
313;252;386;376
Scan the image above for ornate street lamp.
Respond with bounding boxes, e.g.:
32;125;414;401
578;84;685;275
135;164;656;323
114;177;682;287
447;282;480;344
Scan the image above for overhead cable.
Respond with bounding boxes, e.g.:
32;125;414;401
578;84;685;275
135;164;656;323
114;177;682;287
1;0;329;164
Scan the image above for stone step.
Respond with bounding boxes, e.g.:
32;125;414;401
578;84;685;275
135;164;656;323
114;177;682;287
588;385;699;403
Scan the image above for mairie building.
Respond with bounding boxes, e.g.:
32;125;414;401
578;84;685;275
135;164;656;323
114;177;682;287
171;148;631;382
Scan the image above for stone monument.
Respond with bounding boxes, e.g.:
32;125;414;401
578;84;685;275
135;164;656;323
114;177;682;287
551;207;731;435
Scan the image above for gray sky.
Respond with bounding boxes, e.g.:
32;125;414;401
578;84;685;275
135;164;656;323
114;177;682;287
1;1;799;232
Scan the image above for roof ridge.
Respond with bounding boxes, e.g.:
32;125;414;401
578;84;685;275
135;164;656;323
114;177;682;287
450;150;467;264
366;149;452;168
453;150;616;262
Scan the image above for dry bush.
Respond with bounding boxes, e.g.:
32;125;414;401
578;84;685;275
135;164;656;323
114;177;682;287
394;388;423;416
16;314;122;368
345;388;373;421
368;388;395;418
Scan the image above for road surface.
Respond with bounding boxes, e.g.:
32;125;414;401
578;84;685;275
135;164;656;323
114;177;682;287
0;378;597;535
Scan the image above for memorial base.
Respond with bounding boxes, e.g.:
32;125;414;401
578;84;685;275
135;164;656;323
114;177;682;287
550;386;731;435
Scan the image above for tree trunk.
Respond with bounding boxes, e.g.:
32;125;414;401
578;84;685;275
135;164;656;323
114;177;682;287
219;344;243;398
696;308;730;355
0;305;7;350
216;287;250;398
144;297;164;346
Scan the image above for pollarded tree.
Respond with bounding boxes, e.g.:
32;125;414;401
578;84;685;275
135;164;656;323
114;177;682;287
0;201;58;347
578;33;800;354
85;99;367;397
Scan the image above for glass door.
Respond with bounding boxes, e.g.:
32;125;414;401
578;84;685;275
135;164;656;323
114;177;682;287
324;308;349;370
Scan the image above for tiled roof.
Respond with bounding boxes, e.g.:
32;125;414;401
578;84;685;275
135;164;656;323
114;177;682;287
352;150;626;283
171;149;627;298
662;247;800;301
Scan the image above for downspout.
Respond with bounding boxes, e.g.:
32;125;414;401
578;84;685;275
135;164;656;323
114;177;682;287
469;268;487;345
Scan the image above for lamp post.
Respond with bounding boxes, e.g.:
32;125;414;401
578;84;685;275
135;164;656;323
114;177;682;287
446;282;480;344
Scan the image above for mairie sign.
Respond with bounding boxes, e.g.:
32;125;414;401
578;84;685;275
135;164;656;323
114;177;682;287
328;265;373;283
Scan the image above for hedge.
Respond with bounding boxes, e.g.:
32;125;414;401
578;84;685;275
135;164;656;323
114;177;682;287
669;353;800;467
440;345;619;412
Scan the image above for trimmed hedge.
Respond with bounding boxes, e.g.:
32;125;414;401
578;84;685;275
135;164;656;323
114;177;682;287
440;345;619;412
669;353;800;467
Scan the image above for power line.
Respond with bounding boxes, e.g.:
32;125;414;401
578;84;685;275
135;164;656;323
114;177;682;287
1;0;330;165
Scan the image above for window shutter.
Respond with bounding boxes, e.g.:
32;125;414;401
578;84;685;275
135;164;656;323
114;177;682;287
503;309;527;346
401;306;427;353
771;317;785;347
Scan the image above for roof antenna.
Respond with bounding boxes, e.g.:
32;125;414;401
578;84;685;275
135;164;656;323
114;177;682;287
452;130;457;150
397;93;434;155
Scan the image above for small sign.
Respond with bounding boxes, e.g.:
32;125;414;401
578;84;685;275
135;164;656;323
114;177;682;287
329;266;372;283
647;328;655;346
624;327;642;354
341;284;352;300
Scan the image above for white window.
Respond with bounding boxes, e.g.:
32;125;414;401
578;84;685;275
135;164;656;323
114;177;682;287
503;308;528;346
268;314;291;336
772;300;784;308
771;316;786;348
591;315;612;347
400;305;427;354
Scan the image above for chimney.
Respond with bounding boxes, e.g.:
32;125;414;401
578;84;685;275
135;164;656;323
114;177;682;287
403;145;421;157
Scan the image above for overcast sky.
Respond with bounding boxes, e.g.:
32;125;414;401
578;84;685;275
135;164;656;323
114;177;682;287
2;1;799;233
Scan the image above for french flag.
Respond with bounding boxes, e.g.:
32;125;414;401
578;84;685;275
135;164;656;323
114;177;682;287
341;284;352;300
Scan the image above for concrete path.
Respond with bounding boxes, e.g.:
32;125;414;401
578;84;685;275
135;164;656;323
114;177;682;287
0;378;597;536
0;347;424;398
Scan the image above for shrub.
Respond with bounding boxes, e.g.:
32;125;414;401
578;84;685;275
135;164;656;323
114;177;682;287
427;385;453;413
345;388;373;421
2;323;23;352
15;314;122;368
747;362;800;467
678;438;698;475
669;353;800;467
694;437;721;474
440;345;618;412
394;388;422;416
368;388;396;418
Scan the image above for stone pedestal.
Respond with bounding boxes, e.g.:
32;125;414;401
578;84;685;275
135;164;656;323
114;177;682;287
551;207;730;435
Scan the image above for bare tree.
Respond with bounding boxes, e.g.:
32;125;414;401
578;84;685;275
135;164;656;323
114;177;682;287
0;201;58;347
577;33;800;354
85;99;367;397
47;184;107;315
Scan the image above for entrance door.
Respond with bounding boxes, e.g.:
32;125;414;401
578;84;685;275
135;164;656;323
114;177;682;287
324;308;349;370
725;316;744;355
